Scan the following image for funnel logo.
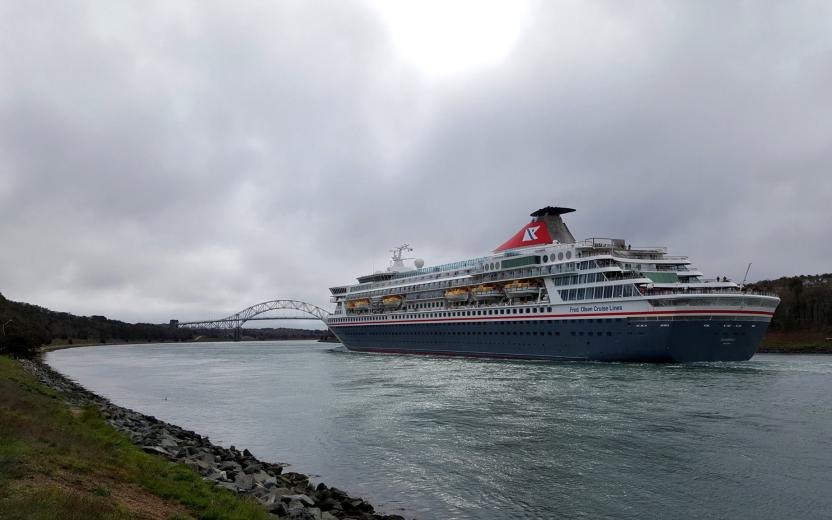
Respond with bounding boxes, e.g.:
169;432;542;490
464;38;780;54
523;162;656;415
523;226;541;242
495;221;553;251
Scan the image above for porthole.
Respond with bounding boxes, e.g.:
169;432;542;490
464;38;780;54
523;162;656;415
565;251;572;259
543;255;549;262
558;252;564;261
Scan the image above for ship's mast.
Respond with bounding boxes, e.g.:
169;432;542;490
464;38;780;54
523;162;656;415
388;244;413;272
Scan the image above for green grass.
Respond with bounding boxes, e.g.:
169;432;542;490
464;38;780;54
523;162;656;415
0;356;273;520
758;331;832;353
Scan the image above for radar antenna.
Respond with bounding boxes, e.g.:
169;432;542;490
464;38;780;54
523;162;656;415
387;244;414;272
390;244;413;262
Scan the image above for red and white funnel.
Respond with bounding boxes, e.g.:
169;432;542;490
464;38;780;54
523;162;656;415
494;206;576;252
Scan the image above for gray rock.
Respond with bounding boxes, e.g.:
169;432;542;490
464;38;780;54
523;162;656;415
244;462;263;474
214;481;238;492
184;459;212;473
252;470;277;486
319;497;341;512
191;450;216;465
283;500;307;519
234;472;255;491
205;469;227;481
141;445;171;457
280;494;315;507
219;460;241;472
321;512;339;520
268;487;293;499
159;435;179;449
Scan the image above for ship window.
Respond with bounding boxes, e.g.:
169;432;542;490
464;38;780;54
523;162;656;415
565;251;571;259
543;255;549;262
558;252;564;261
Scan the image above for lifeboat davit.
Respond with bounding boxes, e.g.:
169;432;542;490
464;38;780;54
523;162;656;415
348;298;370;311
471;285;502;301
504;280;540;298
382;295;403;309
444;288;469;302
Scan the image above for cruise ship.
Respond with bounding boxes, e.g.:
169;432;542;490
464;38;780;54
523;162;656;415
325;207;779;362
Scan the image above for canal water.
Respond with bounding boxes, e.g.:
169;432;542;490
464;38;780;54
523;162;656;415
47;342;832;520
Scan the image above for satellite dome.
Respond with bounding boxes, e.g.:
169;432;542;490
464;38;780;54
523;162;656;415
414;258;425;269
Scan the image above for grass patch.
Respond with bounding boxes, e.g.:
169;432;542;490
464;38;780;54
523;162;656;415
0;356;272;520
759;331;832;353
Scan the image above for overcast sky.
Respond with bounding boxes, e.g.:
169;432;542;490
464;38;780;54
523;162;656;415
1;0;830;324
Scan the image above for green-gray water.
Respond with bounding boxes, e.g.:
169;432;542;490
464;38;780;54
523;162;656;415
48;341;832;519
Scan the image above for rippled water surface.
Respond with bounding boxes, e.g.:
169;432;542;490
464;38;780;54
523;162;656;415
48;342;832;519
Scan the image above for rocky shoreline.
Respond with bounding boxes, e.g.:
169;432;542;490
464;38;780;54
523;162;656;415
22;359;406;520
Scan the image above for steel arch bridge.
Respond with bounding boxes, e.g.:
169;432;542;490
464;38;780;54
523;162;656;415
175;299;330;340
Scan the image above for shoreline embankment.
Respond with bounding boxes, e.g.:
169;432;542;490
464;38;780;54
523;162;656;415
23;358;406;520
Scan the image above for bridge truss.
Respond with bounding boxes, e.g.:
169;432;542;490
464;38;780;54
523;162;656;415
176;299;331;340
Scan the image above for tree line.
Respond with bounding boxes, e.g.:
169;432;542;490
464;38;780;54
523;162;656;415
747;273;832;332
0;293;326;358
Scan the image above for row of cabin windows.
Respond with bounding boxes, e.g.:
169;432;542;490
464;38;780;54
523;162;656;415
554;272;608;286
336;308;558;321
332;317;625;324
332;307;558;322
559;284;637;301
541;251;573;262
345;330;647;339
351;330;751;339
412;301;442;309
330;304;634;323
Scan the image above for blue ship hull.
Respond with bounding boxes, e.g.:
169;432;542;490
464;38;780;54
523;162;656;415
329;317;770;363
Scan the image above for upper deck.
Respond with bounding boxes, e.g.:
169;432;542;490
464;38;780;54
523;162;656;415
328;207;778;317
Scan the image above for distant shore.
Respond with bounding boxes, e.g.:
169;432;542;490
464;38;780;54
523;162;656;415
40;336;333;353
757;331;832;354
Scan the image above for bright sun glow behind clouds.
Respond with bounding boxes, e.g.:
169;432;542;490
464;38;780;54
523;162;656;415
367;0;532;81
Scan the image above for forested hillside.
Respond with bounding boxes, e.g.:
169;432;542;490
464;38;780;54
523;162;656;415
0;293;193;356
0;293;326;357
747;273;832;332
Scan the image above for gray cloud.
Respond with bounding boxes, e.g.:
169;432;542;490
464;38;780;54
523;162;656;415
1;1;830;324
